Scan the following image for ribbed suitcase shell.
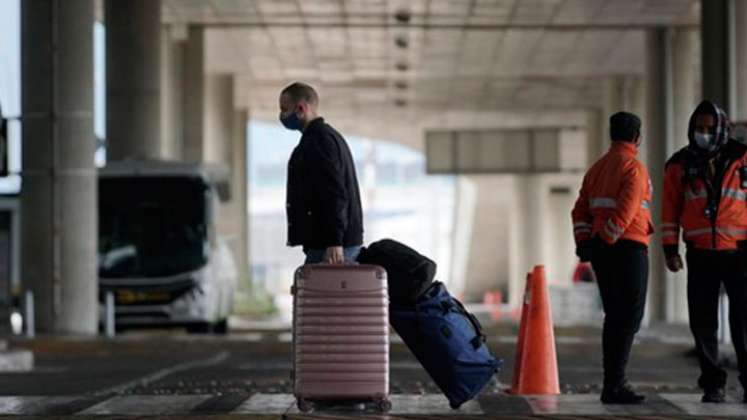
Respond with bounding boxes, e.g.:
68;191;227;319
292;264;390;409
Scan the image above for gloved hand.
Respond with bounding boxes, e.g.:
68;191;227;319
576;240;594;263
666;254;684;272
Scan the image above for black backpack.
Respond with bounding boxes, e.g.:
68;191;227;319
357;239;436;305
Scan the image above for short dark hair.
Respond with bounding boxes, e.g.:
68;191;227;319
281;82;319;106
609;112;641;142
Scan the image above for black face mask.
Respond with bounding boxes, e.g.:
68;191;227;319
279;110;303;131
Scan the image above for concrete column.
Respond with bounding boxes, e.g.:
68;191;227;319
643;29;671;324
599;76;636;157
181;29;233;166
505;173;580;309
629;76;647;129
702;0;730;110
602;76;625;127
181;51;242;280
449;178;477;299
208;74;238;269
508;175;545;309
230;109;249;285
183;26;205;162
215;95;248;291
586;109;604;166
673;30;698;147
105;0;162;161
667;28;698;323
204;75;233;165
734;0;747;121
602;76;640;129
461;176;511;302
21;0;97;334
160;25;184;160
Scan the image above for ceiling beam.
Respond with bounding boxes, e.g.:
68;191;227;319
164;21;698;31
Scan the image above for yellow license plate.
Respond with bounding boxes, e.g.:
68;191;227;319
116;290;171;304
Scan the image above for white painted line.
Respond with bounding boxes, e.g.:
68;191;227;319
526;394;612;415
0;396;78;415
232;393;294;414
660;393;747;416
91;351;230;397
232;333;263;342
388;394;483;415
78;395;212;415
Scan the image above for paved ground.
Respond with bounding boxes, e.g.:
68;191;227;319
2;392;747;418
0;322;745;418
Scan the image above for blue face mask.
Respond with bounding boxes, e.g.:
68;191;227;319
694;132;716;152
280;110;303;131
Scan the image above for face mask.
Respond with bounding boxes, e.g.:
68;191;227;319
694;132;716;152
280;110;303;131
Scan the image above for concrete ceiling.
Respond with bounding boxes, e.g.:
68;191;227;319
162;0;699;143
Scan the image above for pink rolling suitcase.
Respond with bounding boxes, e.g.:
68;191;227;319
291;264;392;413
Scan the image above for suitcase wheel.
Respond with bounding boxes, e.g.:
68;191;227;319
376;398;392;413
297;399;314;413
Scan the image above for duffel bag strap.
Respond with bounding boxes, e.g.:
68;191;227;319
443;299;487;349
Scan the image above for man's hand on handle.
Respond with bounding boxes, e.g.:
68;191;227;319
324;246;344;264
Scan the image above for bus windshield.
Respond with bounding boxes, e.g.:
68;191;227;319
98;177;209;278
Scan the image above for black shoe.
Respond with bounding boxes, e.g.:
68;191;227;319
702;388;726;403
600;383;646;404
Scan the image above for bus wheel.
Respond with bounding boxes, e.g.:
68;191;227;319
186;322;211;334
212;319;228;334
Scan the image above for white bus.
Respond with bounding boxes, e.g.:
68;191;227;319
98;161;237;333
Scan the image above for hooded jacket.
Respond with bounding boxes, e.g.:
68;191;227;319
662;100;747;253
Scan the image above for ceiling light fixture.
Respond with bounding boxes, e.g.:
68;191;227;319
395;62;409;72
395;35;409;49
394;9;412;24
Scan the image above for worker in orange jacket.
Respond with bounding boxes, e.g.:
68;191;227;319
572;112;653;404
663;100;747;404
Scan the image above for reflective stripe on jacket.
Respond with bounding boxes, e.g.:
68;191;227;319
572;141;654;247
663;142;747;250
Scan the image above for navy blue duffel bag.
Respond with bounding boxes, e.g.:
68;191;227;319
390;281;502;409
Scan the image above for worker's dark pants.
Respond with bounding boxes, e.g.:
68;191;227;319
686;249;747;390
590;239;648;389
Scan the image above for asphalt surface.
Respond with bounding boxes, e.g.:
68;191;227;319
0;322;742;418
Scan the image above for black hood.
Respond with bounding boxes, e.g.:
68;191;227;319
687;100;731;156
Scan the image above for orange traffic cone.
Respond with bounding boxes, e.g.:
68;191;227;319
513;265;560;395
510;272;533;394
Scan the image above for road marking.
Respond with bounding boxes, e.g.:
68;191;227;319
232;393;294;414
78;395;212;415
91;351;230;397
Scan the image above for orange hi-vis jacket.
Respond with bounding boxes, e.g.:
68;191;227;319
572;141;654;247
662;142;747;251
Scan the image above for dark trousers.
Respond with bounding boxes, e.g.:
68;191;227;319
686;249;747;390
590;239;649;388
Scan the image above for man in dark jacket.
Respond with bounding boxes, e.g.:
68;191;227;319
279;82;364;264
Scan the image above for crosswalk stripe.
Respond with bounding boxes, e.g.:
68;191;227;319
232;393;294;415
77;395;212;415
